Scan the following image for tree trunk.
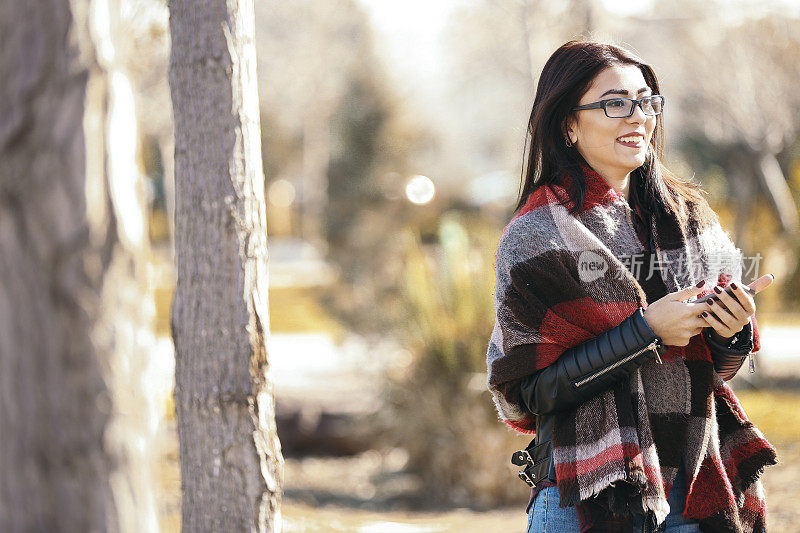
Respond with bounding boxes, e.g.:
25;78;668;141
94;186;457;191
168;0;283;530
757;150;799;237
300;105;331;252
80;0;162;529
0;0;113;530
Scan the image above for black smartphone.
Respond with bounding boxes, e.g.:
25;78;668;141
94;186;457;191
692;284;757;304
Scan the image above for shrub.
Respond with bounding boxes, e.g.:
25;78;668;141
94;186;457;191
376;212;529;508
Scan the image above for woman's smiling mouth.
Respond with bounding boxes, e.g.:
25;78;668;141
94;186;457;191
616;135;644;148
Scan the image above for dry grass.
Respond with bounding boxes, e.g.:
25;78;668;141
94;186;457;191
268;286;350;338
734;389;800;443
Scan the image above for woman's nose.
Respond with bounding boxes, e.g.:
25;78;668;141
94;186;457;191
628;103;647;123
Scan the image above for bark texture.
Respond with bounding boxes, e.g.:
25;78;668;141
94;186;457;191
0;0;112;530
168;0;283;530
81;0;162;529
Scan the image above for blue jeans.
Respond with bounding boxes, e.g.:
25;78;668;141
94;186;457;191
526;461;702;532
526;485;581;533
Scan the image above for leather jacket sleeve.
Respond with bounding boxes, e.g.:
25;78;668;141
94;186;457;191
519;307;666;416
703;320;755;381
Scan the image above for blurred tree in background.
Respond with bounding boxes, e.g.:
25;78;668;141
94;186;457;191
252;0;445;339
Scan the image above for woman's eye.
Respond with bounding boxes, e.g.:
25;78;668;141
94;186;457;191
607;99;625;107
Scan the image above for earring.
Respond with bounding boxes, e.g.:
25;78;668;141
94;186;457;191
565;138;573;147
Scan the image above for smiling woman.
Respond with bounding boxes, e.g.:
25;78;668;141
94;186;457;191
486;38;776;533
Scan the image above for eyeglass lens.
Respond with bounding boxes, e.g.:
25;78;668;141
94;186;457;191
606;97;662;117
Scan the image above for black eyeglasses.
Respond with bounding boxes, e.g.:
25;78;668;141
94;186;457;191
571;95;665;118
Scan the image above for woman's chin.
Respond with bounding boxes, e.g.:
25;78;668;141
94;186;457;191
615;152;646;167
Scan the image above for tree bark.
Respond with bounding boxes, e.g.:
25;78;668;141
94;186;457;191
80;0;163;529
0;0;112;530
168;0;283;530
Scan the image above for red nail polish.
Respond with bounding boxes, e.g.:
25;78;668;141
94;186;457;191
695;280;706;288
714;286;722;294
702;311;708;317
707;300;714;305
731;282;738;290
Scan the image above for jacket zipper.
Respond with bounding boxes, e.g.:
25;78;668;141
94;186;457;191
573;339;662;389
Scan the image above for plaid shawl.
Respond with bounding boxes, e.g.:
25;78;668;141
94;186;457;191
486;162;778;532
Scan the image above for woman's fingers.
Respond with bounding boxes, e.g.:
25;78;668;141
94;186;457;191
687;277;765;339
710;284;749;322
729;282;756;315
747;274;774;295
702;282;756;336
699;308;738;338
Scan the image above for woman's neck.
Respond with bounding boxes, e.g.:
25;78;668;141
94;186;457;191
598;169;631;201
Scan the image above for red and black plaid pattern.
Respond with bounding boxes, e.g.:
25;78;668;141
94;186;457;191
487;163;776;532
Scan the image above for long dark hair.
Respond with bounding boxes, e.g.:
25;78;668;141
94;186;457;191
515;38;706;220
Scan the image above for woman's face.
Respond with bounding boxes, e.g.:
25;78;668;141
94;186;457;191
566;64;656;180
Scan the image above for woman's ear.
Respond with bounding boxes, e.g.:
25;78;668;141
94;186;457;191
563;117;576;145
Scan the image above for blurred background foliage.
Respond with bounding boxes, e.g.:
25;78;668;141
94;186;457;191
400;214;495;379
375;214;523;508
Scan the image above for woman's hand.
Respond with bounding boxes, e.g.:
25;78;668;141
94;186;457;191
643;282;712;346
643;274;774;347
694;274;774;340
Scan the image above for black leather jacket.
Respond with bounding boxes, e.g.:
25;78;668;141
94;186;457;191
519;307;754;489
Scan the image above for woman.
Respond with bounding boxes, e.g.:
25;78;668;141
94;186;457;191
485;39;778;533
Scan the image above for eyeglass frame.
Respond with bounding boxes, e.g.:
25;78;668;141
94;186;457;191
570;95;665;118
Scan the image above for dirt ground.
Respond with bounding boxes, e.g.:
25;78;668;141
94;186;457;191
156;426;800;532
282;444;799;532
